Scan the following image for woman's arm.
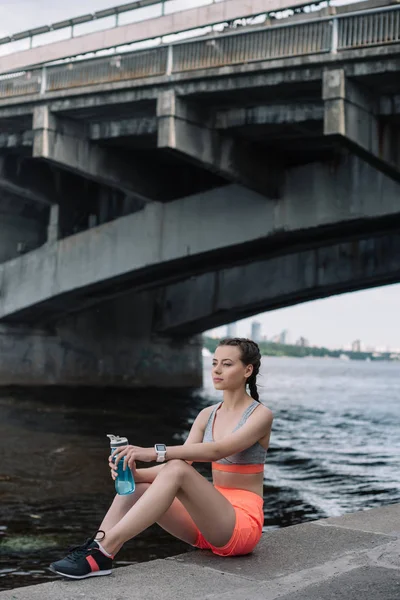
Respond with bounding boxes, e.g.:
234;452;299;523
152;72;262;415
166;406;273;462
114;405;273;469
122;405;213;479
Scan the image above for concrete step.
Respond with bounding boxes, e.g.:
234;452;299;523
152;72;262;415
2;503;400;600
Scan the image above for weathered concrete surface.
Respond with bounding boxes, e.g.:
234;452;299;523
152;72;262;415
323;68;400;180
32;106;159;201
2;503;399;600
0;291;202;388
2;45;397;116
157;90;283;199
156;230;400;333
1;154;400;323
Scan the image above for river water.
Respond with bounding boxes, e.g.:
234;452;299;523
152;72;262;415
1;356;399;592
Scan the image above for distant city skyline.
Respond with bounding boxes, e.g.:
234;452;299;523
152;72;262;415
206;283;400;351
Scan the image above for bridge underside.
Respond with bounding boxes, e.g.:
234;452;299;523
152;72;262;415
155;229;400;334
0;43;399;215
1;151;399;323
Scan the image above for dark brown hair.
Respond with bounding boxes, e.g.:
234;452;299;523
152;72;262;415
217;338;261;402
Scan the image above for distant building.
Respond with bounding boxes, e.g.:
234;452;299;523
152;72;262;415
226;322;237;338
296;336;309;348
279;329;289;345
251;321;262;342
352;340;361;352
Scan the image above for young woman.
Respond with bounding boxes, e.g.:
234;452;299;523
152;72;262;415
50;338;273;579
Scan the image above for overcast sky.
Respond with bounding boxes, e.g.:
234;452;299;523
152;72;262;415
0;0;193;36
1;0;399;349
0;0;141;35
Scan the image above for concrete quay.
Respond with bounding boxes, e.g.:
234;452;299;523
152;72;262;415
2;502;400;600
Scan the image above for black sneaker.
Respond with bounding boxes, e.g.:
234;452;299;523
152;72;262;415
49;531;113;579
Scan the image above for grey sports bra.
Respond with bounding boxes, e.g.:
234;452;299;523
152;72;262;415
203;400;267;466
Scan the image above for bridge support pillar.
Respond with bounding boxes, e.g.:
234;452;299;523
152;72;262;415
157;89;282;198
0;291;202;389
47;204;59;244
32;105;156;202
323;68;400;180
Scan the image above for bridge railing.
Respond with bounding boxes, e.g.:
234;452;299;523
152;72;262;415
0;5;399;99
337;6;400;49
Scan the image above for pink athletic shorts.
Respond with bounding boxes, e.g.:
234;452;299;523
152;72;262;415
193;486;264;557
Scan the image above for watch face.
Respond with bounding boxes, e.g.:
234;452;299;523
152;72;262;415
156;444;166;451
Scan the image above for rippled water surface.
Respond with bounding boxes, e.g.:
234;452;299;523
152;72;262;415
1;357;399;591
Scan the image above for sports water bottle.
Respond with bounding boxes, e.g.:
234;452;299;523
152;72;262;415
107;434;135;495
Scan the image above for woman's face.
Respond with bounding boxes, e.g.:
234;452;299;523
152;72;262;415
212;345;253;392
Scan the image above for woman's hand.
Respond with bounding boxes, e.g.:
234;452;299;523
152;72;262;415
108;454;118;480
111;445;156;472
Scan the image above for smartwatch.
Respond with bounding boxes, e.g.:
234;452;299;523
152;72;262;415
155;443;167;462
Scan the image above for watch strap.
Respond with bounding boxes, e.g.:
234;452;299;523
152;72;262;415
155;444;167;462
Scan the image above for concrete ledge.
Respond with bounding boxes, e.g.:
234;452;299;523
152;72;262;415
2;503;399;600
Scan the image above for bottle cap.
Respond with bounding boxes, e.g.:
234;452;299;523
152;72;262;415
106;434;128;447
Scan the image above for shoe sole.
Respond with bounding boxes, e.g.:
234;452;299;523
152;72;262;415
48;565;112;579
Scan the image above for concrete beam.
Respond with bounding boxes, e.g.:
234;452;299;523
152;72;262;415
215;103;324;129
323;68;400;180
32;105;159;202
88;104;321;142
0;47;398;114
0;130;32;149
47;204;59;244
0;177;50;205
157;90;283;199
156;231;400;335
0;156;51;205
89;116;157;140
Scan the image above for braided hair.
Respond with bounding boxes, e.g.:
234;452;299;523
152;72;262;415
217;338;262;402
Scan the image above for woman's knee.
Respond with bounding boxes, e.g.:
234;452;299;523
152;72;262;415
162;459;191;483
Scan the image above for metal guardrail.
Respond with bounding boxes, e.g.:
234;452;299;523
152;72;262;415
46;46;169;91
0;5;399;99
337;7;400;49
172;20;332;72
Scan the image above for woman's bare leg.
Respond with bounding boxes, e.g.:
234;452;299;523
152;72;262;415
97;483;151;534
96;481;204;553
100;460;236;556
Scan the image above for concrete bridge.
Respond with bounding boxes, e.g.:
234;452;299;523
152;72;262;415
0;0;399;387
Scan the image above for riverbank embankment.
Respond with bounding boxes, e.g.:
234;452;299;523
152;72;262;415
2;502;399;600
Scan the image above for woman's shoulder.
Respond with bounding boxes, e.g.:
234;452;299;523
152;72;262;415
253;401;274;422
197;402;219;421
203;402;220;416
192;403;219;431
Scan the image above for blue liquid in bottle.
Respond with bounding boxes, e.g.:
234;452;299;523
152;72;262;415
107;434;135;495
